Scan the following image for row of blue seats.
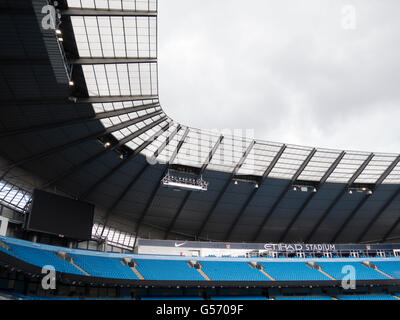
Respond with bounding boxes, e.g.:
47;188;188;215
0;237;399;281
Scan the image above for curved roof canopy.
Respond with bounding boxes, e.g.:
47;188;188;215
0;0;400;245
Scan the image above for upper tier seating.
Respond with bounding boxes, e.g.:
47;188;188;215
336;295;398;300
1;236;400;283
135;259;204;281
317;262;390;280
211;296;267;300
260;262;330;281
0;242;84;276
69;254;139;279
141;296;204;300
372;261;400;279
200;261;269;281
274;296;334;300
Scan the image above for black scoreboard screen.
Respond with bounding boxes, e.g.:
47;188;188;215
27;189;94;240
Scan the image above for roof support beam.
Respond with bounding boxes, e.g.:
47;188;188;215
305;153;375;243
76;95;158;104
99;163;150;237
357;155;400;242
279;151;346;242
0;57;50;65
252;148;317;242
97;125;177;233
71;57;157;65
41;116;167;189
359;186;400;242
332;155;400;242
61;8;157;17
0;109;164;174
0;102;160;138
224;144;287;241
0;95;157;106
381;192;400;242
195;140;256;239
132;128;190;246
164;135;224;239
79;124;181;199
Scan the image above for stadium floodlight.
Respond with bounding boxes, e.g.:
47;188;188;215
69;80;74;86
161;172;208;192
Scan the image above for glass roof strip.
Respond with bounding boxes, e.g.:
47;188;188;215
207;137;254;173
71;15;156;58
91;100;159;113
355;154;398;184
297;149;343;181
141;123;180;156
384;161;400;184
236;143;283;176
155;127;188;164
81;63;157;96
107;113;164;139
0;180;32;213
123;119;169;150
268;145;313;179
173;130;220;167
67;0;157;12
326;151;371;183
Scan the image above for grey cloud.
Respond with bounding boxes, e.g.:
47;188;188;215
158;0;400;153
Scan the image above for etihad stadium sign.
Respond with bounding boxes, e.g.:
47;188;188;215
138;239;400;252
263;243;336;252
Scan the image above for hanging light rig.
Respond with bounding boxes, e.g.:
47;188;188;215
161;170;208;192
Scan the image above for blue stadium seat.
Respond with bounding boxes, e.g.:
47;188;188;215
141;296;204;300
372;261;400;279
318;262;390;280
260;262;330;281
200;261;269;281
1;242;84;276
70;254;139;279
274;296;334;300
135;259;204;281
211;296;267;300
336;295;398;300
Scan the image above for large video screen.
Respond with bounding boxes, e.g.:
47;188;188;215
27;189;94;240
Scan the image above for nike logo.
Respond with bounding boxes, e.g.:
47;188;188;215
174;242;186;247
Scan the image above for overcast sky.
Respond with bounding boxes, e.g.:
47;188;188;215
157;0;400;153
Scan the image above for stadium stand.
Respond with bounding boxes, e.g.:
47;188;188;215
135;259;205;281
69;254;139;280
0;241;84;276
211;296;267;300
372;261;400;279
200;261;269;281
1;236;400;284
260;262;330;281
274;296;334;300
317;262;390;280
336;295;399;300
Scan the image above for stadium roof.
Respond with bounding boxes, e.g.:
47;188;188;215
0;0;400;244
